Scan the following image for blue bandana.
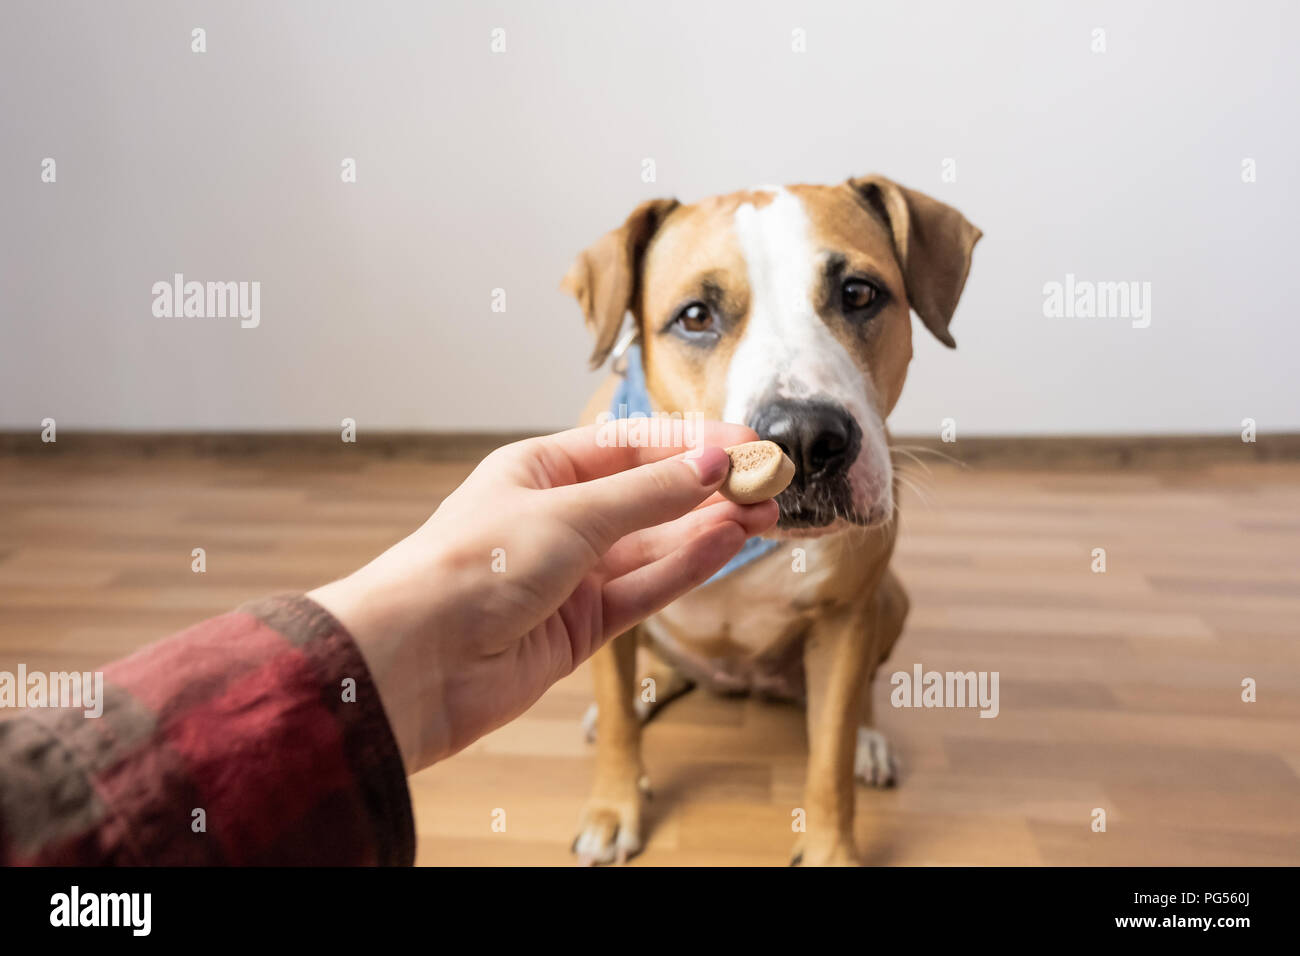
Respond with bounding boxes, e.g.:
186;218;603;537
611;344;781;586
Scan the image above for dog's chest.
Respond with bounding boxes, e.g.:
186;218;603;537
642;538;838;699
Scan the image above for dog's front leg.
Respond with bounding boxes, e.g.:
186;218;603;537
573;626;646;865
793;606;872;866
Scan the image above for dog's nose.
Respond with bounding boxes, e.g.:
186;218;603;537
750;400;857;486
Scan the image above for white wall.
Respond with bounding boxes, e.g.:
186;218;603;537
2;0;1296;435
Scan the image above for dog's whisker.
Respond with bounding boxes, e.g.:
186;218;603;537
894;472;933;509
896;473;933;505
892;462;934;497
889;446;934;476
888;443;968;469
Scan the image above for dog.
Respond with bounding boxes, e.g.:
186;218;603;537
561;175;981;865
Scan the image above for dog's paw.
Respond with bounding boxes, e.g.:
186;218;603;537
854;727;899;788
789;835;861;867
572;794;644;866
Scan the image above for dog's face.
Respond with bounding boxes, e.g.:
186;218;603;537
564;176;980;537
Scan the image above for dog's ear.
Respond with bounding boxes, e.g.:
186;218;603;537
561;198;679;369
848;175;981;348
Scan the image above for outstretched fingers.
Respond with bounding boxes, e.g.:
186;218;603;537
600;521;750;640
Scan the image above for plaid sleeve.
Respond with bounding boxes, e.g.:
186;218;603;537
0;595;415;866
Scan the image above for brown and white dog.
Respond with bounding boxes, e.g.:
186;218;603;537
562;175;981;865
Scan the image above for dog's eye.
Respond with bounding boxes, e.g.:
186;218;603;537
673;301;715;335
841;278;879;312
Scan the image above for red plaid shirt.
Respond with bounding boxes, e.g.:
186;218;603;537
0;595;414;865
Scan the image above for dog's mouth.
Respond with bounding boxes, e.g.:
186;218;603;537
769;484;882;537
779;504;841;528
743;396;892;537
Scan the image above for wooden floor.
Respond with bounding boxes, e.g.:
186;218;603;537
2;449;1298;866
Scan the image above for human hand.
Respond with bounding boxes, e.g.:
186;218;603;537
308;421;777;774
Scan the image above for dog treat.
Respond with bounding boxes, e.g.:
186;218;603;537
720;441;796;505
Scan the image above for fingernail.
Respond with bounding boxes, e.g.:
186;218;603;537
683;446;730;485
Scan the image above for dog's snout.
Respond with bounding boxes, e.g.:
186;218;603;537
750;400;860;486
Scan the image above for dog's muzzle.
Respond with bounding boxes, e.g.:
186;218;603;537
749;399;862;528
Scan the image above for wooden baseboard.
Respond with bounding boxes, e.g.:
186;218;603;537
0;431;538;462
1;430;1296;468
885;434;1300;468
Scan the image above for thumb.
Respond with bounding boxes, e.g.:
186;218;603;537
555;446;732;553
